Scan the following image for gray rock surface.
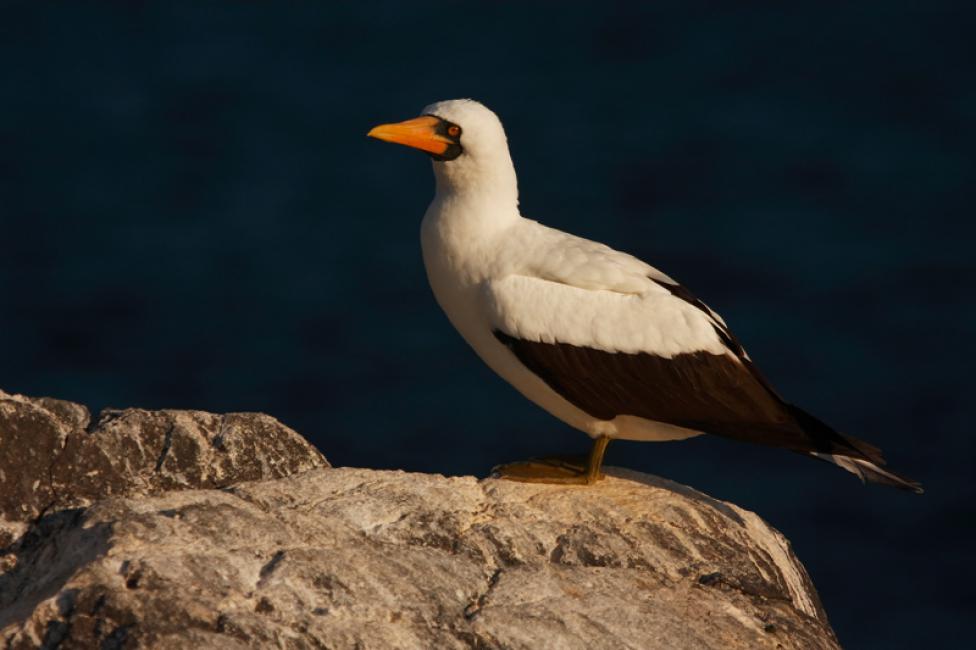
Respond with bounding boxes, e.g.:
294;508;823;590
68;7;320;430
1;465;839;649
0;389;329;547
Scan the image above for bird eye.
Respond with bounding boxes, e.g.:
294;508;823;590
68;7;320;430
447;125;461;137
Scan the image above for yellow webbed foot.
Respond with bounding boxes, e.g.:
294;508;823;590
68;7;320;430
491;437;611;485
491;456;604;485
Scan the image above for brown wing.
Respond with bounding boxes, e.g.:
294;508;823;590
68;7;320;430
493;329;871;458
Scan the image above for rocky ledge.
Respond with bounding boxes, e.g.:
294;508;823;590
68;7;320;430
0;390;838;649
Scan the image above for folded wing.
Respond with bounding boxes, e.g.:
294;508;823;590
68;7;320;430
483;269;888;460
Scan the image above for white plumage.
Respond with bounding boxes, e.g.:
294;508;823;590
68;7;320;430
367;98;923;492
417;99;721;441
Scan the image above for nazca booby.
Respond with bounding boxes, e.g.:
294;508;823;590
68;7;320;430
367;99;922;493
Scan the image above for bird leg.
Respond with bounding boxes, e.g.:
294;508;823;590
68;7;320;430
492;436;611;485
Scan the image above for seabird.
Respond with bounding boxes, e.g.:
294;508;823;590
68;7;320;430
367;99;922;493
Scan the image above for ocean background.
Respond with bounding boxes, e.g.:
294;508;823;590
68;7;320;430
1;2;973;646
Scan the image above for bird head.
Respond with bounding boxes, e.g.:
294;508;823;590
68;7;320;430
368;99;517;201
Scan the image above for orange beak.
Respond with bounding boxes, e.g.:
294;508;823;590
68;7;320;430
367;115;452;156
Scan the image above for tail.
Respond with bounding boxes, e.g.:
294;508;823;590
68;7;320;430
787;404;924;494
809;452;924;494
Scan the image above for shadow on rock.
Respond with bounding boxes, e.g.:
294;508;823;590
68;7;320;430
0;508;113;631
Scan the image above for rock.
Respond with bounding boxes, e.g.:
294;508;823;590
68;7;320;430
0;389;329;547
1;466;839;649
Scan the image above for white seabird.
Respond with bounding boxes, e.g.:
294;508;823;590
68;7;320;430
368;99;922;493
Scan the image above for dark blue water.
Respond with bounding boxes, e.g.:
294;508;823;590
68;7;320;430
2;2;973;646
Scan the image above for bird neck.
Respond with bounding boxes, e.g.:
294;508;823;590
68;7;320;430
431;151;519;212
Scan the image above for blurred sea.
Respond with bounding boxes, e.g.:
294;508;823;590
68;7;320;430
1;2;973;647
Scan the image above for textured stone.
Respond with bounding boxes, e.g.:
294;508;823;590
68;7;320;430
1;467;838;649
0;389;329;547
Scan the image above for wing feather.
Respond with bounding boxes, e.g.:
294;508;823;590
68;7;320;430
485;273;880;459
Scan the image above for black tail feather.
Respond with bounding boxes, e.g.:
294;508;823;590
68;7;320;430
788;403;922;494
786;403;885;463
809;452;924;494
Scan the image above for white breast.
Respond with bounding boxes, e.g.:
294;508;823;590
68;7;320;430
419;208;703;443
